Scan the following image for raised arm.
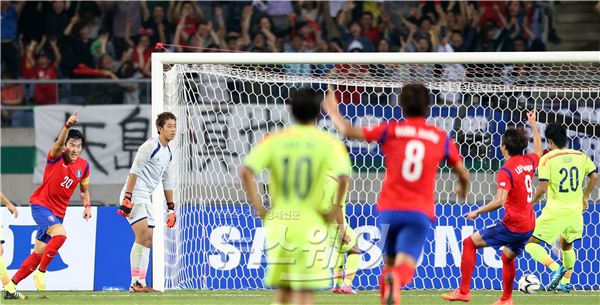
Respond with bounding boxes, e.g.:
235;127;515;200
49;37;61;68
323;86;365;140
532;180;548;204
50;112;78;160
527;110;542;157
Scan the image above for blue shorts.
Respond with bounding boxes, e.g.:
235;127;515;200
31;204;64;243
378;211;432;261
479;223;533;255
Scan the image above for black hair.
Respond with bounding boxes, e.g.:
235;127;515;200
502;128;528;156
289;88;322;123
400;83;430;117
156;112;176;134
544;123;568;148
66;129;86;147
361;12;373;18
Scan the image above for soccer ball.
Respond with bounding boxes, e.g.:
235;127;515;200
518;274;541;294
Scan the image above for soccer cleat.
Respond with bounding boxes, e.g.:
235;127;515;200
381;273;400;305
33;269;46;291
332;286;341;294
492;298;513;305
548;266;567;290
141;285;160;292
129;281;148;293
4;290;27;300
559;283;572;293
441;289;471;302
340;285;357;294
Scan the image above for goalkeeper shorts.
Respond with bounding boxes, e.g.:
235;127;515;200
119;190;155;228
532;210;583;244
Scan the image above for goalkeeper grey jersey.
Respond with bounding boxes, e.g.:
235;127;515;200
122;137;173;196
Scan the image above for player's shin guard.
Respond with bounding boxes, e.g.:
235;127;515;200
130;243;144;285
561;249;576;284
459;237;476;294
38;235;67;272
139;245;151;286
501;253;516;301
11;252;42;284
343;253;360;287
524;243;559;271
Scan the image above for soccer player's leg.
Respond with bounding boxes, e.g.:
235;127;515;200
524;211;565;289
127;196;155;292
559;217;583;293
492;227;531;305
1;238;26;300
338;227;359;294
34;223;68;291
378;212;399;305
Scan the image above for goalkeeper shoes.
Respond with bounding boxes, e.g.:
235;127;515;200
559;283;573;293
332;285;341;294
441;289;471;302
548;266;567;291
33;269;46;291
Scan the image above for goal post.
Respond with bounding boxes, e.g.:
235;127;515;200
151;52;600;291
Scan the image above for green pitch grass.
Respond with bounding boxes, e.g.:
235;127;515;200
8;290;599;305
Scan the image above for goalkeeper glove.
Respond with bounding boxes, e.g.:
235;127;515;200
166;202;176;228
118;192;133;217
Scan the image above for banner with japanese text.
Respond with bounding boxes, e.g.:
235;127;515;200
33;105;152;184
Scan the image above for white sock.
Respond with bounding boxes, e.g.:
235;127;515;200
130;243;144;285
138;245;151;286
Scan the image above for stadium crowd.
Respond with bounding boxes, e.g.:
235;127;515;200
1;1;559;125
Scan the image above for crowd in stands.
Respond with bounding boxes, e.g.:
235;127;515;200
1;1;559;125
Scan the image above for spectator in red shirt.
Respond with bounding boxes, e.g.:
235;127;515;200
133;28;153;77
360;12;381;46
22;37;61;105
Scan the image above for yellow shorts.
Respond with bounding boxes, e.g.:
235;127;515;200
532;209;583;244
263;219;331;290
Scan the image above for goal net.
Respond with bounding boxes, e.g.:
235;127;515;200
154;53;600;291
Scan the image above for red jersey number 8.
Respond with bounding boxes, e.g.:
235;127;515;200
402;140;425;182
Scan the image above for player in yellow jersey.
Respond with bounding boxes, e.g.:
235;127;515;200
322;175;360;295
0;192;26;300
525;123;598;292
240;88;352;305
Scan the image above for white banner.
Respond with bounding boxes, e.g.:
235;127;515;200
1;207;97;290
34;105;152;184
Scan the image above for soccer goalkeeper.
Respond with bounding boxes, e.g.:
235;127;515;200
525;123;598;292
323;175;361;295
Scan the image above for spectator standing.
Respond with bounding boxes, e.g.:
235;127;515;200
22;38;61;105
142;3;172;45
43;1;73;41
1;1;24;74
63;15;95;77
101;1;142;59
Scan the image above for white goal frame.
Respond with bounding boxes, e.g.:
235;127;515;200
150;51;600;291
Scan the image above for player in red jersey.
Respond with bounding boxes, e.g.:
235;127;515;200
442;111;542;305
324;84;470;305
7;112;92;297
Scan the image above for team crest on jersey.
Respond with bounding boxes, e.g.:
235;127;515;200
76;169;82;179
48;215;56;222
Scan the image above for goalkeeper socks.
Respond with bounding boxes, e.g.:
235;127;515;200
343;253;360;287
130;243;144;285
561;249;576;284
459;237;476;294
525;243;559;271
12;252;42;284
38;235;67;272
501;253;516;301
139;245;151;286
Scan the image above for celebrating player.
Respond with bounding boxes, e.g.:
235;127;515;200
117;112;177;292
524;123;598;292
442;111;542;305
9;112;92;296
0;192;24;300
323;175;361;295
240;88;352;305
324;84;470;305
